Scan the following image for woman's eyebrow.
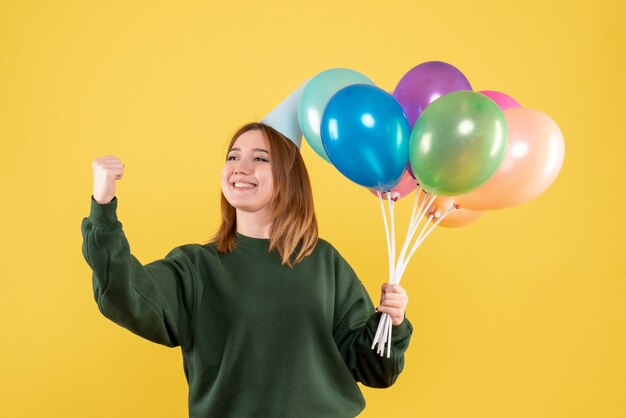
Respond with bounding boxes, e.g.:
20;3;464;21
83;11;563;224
228;148;268;154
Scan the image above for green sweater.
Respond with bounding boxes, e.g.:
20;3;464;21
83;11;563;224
81;197;412;418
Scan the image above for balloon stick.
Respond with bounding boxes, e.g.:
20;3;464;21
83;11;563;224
384;314;392;358
387;193;396;271
398;206;455;278
377;192;393;282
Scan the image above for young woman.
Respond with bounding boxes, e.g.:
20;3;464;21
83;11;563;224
81;122;412;418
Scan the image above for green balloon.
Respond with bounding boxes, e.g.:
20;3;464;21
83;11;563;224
409;91;508;196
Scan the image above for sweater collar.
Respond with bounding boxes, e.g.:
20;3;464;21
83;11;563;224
235;232;271;250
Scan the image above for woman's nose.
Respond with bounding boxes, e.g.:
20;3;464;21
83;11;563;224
234;163;251;175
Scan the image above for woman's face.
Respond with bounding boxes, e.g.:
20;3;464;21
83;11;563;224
221;129;274;215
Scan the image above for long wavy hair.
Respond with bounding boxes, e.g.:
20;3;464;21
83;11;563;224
210;122;318;267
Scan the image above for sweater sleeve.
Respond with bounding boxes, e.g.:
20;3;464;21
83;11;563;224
331;250;413;388
81;196;196;348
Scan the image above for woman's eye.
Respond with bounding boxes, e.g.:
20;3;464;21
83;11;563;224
254;157;269;162
227;156;237;161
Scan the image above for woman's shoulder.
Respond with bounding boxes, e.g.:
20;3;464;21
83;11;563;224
166;242;220;259
312;237;337;255
312;238;362;291
311;237;351;265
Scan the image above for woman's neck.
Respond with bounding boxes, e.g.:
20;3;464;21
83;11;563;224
236;209;273;239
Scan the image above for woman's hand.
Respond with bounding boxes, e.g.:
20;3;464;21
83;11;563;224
92;155;124;204
377;283;409;326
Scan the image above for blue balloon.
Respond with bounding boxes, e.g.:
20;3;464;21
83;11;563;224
321;84;410;191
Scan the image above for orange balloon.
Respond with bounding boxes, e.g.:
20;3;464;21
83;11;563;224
456;108;564;210
427;196;483;228
438;208;483;228
427;196;455;217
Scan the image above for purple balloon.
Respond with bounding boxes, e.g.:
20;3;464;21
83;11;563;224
393;61;472;127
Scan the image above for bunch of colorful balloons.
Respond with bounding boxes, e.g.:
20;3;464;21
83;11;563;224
298;62;565;356
299;62;564;224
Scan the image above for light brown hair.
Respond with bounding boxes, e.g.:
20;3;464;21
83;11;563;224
211;122;318;266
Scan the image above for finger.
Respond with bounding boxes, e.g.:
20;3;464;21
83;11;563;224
107;166;123;176
381;292;405;301
376;306;404;323
377;306;405;319
94;163;124;174
380;299;405;309
99;155;121;162
104;162;124;170
94;155;123;164
375;305;394;315
94;157;122;167
391;315;405;326
380;292;403;302
380;283;389;304
384;284;406;294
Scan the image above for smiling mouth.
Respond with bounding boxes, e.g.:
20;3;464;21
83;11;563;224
232;182;257;189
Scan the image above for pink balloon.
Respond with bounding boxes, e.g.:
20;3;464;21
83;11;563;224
369;170;417;201
456;108;565;211
478;90;521;110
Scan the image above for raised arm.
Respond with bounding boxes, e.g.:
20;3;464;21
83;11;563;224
81;156;197;348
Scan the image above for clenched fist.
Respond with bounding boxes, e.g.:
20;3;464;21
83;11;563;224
377;283;409;326
92;155;124;204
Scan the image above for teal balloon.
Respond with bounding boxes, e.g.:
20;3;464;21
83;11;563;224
409;91;508;196
299;68;374;162
321;84;410;191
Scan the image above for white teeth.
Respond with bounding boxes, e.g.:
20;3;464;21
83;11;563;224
234;182;255;189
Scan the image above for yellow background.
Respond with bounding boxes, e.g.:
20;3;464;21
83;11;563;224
1;0;624;417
